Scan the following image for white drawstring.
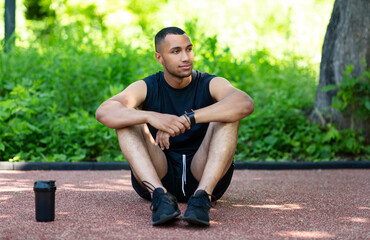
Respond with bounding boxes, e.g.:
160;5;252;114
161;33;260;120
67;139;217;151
182;154;187;197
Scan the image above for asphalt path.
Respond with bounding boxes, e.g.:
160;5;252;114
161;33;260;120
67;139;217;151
0;169;369;239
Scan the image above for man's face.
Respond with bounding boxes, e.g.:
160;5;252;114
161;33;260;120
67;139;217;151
156;34;194;79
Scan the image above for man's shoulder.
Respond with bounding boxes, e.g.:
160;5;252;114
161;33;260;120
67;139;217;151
141;71;163;95
193;70;216;81
142;71;162;82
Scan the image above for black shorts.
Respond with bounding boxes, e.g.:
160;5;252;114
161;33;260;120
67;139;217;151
131;150;234;203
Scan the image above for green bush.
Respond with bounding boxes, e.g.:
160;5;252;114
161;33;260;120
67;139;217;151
0;18;368;162
322;62;370;128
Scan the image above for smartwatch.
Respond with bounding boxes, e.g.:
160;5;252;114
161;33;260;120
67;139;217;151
185;109;196;126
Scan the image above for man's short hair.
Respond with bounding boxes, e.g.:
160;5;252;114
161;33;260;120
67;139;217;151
155;27;186;52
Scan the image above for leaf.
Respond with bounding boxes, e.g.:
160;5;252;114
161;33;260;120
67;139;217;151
85;139;97;147
0;143;5;151
365;100;370;111
319;145;332;159
332;96;346;111
306;144;316;155
52;154;67;162
324;127;341;142
321;84;339;92
70;154;86;162
26;122;42;133
40;137;51;144
264;135;278;146
343;138;357;152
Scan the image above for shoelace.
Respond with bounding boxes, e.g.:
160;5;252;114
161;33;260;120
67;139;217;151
142;181;176;211
141;181;158;211
150;195;161;211
190;191;217;208
142;181;155;193
182;154;187;197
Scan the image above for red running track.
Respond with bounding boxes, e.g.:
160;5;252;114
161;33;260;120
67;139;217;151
0;170;369;239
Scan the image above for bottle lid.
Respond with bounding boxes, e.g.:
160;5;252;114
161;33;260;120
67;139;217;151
34;180;56;192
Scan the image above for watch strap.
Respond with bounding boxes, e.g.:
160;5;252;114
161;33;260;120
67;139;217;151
184;109;196;126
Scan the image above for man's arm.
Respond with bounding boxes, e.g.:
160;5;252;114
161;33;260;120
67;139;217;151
194;77;254;124
95;80;148;129
95;80;190;136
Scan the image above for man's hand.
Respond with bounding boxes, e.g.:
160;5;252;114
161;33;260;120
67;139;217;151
154;114;190;150
148;112;190;137
155;130;170;150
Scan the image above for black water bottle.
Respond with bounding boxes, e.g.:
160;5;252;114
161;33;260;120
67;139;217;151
34;180;56;222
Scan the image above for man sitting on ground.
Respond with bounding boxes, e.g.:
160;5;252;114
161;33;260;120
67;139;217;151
96;26;254;226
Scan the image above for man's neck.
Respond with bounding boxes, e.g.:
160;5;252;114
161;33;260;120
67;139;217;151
163;72;192;89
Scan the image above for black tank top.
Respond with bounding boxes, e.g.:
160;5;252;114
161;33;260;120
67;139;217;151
142;70;216;153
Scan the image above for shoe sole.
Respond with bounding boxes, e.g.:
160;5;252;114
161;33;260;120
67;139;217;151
152;210;181;226
182;216;210;226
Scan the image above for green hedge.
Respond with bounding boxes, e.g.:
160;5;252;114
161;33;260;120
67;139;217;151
0;24;368;162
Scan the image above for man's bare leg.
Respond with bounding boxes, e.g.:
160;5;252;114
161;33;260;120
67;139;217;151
182;121;239;226
191;121;239;195
117;124;182;226
116;124;168;194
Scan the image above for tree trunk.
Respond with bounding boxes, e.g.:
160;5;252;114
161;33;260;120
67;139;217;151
4;0;16;52
311;0;370;141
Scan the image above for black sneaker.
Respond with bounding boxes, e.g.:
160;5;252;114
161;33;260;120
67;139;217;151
151;188;181;226
182;190;212;226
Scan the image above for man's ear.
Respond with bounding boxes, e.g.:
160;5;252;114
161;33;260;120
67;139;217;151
155;52;163;65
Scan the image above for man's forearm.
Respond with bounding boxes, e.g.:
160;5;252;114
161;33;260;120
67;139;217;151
96;100;190;135
95;100;148;129
194;92;254;124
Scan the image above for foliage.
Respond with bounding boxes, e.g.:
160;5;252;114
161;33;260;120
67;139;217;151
0;23;164;162
24;0;55;20
232;54;368;161
322;62;370;130
0;0;368;162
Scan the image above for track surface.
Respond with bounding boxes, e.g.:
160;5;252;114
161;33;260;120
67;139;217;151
0;170;369;239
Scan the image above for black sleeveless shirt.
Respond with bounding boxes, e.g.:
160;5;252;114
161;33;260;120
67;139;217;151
142;70;216;153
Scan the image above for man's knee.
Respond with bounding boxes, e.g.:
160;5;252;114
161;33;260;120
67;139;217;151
115;125;149;152
208;121;240;141
116;124;143;136
208;121;239;161
209;121;239;131
116;124;155;145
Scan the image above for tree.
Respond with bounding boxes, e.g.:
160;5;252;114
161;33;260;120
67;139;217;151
311;0;370;142
4;0;16;52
